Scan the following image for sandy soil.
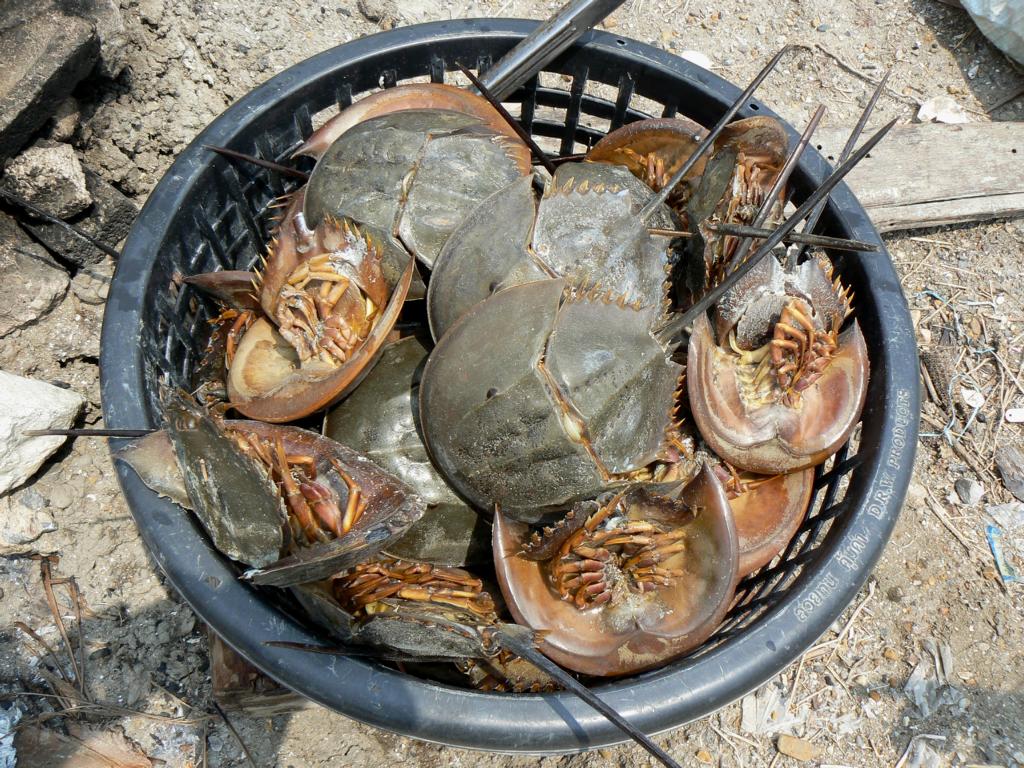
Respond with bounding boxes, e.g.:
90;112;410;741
1;0;1023;766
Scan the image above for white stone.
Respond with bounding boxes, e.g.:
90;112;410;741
0;371;84;494
679;50;713;69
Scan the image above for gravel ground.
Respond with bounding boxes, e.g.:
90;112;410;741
1;0;1023;766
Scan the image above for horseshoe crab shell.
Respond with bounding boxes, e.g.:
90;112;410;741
303;109;532;270
294;83;525;160
426;162;675;341
420;278;684;523
324;335;490;567
727;468;814;576
493;467;738;676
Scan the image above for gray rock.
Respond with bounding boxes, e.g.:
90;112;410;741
18;487;47;510
1;141;92;219
0;212;70;337
138;0;165;26
0;371;84;494
954;477;984;506
64;0;129;79
24;167;137;266
0;1;99;160
70;255;114;304
48;483;75;509
47;97;81;142
32;293;103;361
0;493;58;551
357;0;397;25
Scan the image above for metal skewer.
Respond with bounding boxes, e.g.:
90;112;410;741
789;69;891;267
724;104;826;272
479;0;629;101
648;225;879;253
655;117;898;346
639;46;792;222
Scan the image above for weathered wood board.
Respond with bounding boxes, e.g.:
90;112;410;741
209;627;312;715
813;122;1024;232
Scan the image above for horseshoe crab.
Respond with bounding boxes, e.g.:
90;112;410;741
116;394;425;585
294;82;524;160
426;161;675;341
191;192;417;423
717;464;815;576
295;557;501;657
290;556;555;688
493;467;737;676
324;335;490;567
586;116;707;218
676;116;788;305
688;252;869;474
419;278;689;523
303;109;533;270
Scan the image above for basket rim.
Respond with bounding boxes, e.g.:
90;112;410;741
100;18;920;754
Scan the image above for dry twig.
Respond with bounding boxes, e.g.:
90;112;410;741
923;488;973;553
213;702;258;768
795;44;917;106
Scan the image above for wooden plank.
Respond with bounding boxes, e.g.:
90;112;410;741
208;627;313;716
812;122;1024;232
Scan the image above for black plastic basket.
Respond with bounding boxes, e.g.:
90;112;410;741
100;19;920;754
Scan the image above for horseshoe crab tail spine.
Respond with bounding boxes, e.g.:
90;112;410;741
655;117;899;350
0;188;121;259
492;627;685;768
727;103;826;273
456;63;558;175
791;69;891;267
203;145;311;181
639;45;792;224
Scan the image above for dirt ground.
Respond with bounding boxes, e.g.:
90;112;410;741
1;0;1023;766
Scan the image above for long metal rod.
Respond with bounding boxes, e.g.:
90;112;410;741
0;190;121;259
456;64;558;174
639;46;791;222
655;117;898;345
649;225;879;253
479;0;629;101
791;69;891;265
496;631;683;768
204;145;311;181
725;104;825;272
